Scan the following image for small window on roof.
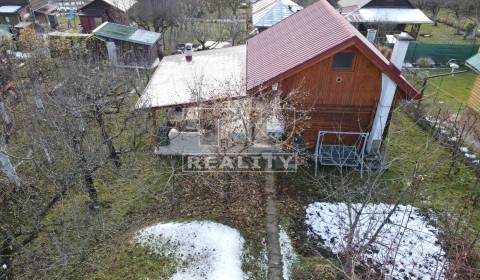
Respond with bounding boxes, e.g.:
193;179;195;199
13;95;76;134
332;52;355;70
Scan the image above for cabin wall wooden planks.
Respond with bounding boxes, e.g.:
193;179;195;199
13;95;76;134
467;76;480;114
281;46;382;148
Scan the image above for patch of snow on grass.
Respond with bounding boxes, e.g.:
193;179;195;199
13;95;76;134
279;227;297;280
136;221;245;280
305;202;447;280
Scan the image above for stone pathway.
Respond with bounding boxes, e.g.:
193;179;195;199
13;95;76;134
265;174;283;280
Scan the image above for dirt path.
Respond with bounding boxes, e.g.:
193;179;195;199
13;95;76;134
265;173;283;280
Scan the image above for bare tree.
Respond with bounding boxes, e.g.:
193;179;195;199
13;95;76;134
446;0;466;35
427;0;443;26
412;0;444;26
462;0;480;39
129;0;184;46
0;43;21;188
0;31;150;278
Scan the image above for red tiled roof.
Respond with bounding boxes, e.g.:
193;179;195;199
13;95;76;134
246;0;419;99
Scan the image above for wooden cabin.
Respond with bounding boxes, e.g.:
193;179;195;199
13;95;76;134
136;0;419;164
338;0;432;41
92;22;161;68
31;1;57;30
463;53;480;136
0;0;57;31
78;0;135;33
0;0;29;25
247;0;419;153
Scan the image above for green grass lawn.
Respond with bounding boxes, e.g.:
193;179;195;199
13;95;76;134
276;110;480;277
385;112;479;218
415;22;478;45
418;68;478;112
437;9;476;28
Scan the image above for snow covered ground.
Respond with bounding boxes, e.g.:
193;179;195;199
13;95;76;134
136;221;245;280
135;221;297;280
279;227;297;280
305;202;448;280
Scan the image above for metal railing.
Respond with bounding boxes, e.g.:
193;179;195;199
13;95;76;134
314;131;369;176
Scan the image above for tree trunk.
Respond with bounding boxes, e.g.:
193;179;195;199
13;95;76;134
84;170;100;209
455;17;461;35
476;19;480;39
343;247;356;279
96;112;121;168
0;99;21;188
431;8;439;26
72;124;100;209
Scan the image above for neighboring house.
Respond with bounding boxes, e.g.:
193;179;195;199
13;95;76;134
248;0;419;158
31;0;57;29
78;0;135;33
0;0;57;31
464;53;480;136
252;0;302;32
337;0;432;41
0;0;29;26
137;45;246;109
136;0;419;168
92;22;161;68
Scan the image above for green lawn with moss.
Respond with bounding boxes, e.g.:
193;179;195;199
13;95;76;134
414;22;478;45
418;8;478;45
416;68;478;112
385;112;479;221
276;110;480;277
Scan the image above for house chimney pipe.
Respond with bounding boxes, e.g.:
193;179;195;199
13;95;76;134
390;32;413;70
366;32;413;154
185;43;193;62
366;29;377;44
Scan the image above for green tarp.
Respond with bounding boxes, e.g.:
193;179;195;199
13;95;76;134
386;42;480;65
466;53;480;74
93;22;161;46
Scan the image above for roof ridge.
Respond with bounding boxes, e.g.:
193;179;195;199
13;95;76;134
246;0;418;98
323;0;357;38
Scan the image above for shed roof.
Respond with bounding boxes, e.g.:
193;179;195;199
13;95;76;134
136;45;247;109
338;0;414;9
247;0;419;98
14;21;31;28
93;22;160;46
80;0;136;13
252;0;303;28
103;0;136;12
48;31;91;38
0;5;21;13
252;0;278;14
466;53;480;74
338;0;370;8
34;3;57;14
345;8;432;24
